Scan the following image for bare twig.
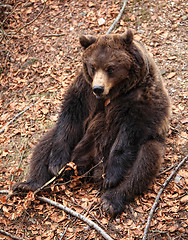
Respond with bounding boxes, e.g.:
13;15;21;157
2;0;28;24
0;189;9;194
42;33;65;37
170;126;188;140
34;158;104;194
158;163;178;176
59;224;69;240
0;229;25;240
38;196;114;240
10;139;29;190
142;154;188;240
7;1;46;42
106;0;128;34
59;158;104;186
0;103;34;134
0;22;5;42
34;164;67;194
0;4;12;9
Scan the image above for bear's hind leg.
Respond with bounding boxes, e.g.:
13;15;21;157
13;128;55;191
102;140;164;217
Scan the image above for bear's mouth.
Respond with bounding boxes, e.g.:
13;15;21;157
95;95;102;99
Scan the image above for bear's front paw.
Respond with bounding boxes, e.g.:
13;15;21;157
13;181;40;192
103;171;122;189
101;190;125;218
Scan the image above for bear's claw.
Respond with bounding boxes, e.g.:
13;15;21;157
101;190;125;218
13;181;40;192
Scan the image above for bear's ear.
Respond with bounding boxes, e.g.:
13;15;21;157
120;29;133;45
79;35;96;49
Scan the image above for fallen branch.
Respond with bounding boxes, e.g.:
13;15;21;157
2;0;28;24
106;0;128;34
0;189;9;194
0;103;34;134
158;163;178;176
42;33;65;37
0;229;25;240
59;224;69;240
7;1;46;42
0;189;111;239
142;154;188;240
38;196;113;240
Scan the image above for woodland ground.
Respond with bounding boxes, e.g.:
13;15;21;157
0;0;187;239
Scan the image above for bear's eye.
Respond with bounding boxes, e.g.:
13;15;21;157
106;66;114;75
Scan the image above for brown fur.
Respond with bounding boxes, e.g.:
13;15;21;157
13;29;170;217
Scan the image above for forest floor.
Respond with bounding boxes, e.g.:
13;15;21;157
0;0;187;239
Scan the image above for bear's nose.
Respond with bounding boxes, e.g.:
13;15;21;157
93;86;104;96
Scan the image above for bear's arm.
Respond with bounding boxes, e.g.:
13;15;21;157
103;100;167;189
103;126;140;188
48;73;91;175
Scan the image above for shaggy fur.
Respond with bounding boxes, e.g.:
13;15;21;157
14;29;170;217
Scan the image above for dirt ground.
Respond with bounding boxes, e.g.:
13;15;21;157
0;0;187;239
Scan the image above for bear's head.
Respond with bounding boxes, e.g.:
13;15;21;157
80;29;147;99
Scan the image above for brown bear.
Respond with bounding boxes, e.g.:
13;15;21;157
14;29;170;217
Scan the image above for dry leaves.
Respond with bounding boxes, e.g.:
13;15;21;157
0;0;187;239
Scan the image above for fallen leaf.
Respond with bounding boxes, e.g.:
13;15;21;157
181;117;188;124
41;107;48;114
169;225;178;232
134;35;142;41
161;31;168;38
155;30;163;35
130;15;136;21
168;56;177;60
179;169;188;178
88;1;95;7
0;196;7;204
167;72;176;79
180;195;188;204
98;18;105;26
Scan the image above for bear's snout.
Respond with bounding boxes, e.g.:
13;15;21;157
92;69;112;97
93;86;104;97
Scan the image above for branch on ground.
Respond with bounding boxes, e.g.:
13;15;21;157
38;196;114;240
106;0;128;34
0;229;25;240
142;154;188;240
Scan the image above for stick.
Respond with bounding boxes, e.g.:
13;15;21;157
59;224;69;240
38;196;114;240
0;229;25;240
106;0;128;34
142;154;188;240
7;1;46;42
0;190;9;194
158;163;178;176
34;164;67;194
42;33;65;37
34;158;104;194
0;103;34;134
